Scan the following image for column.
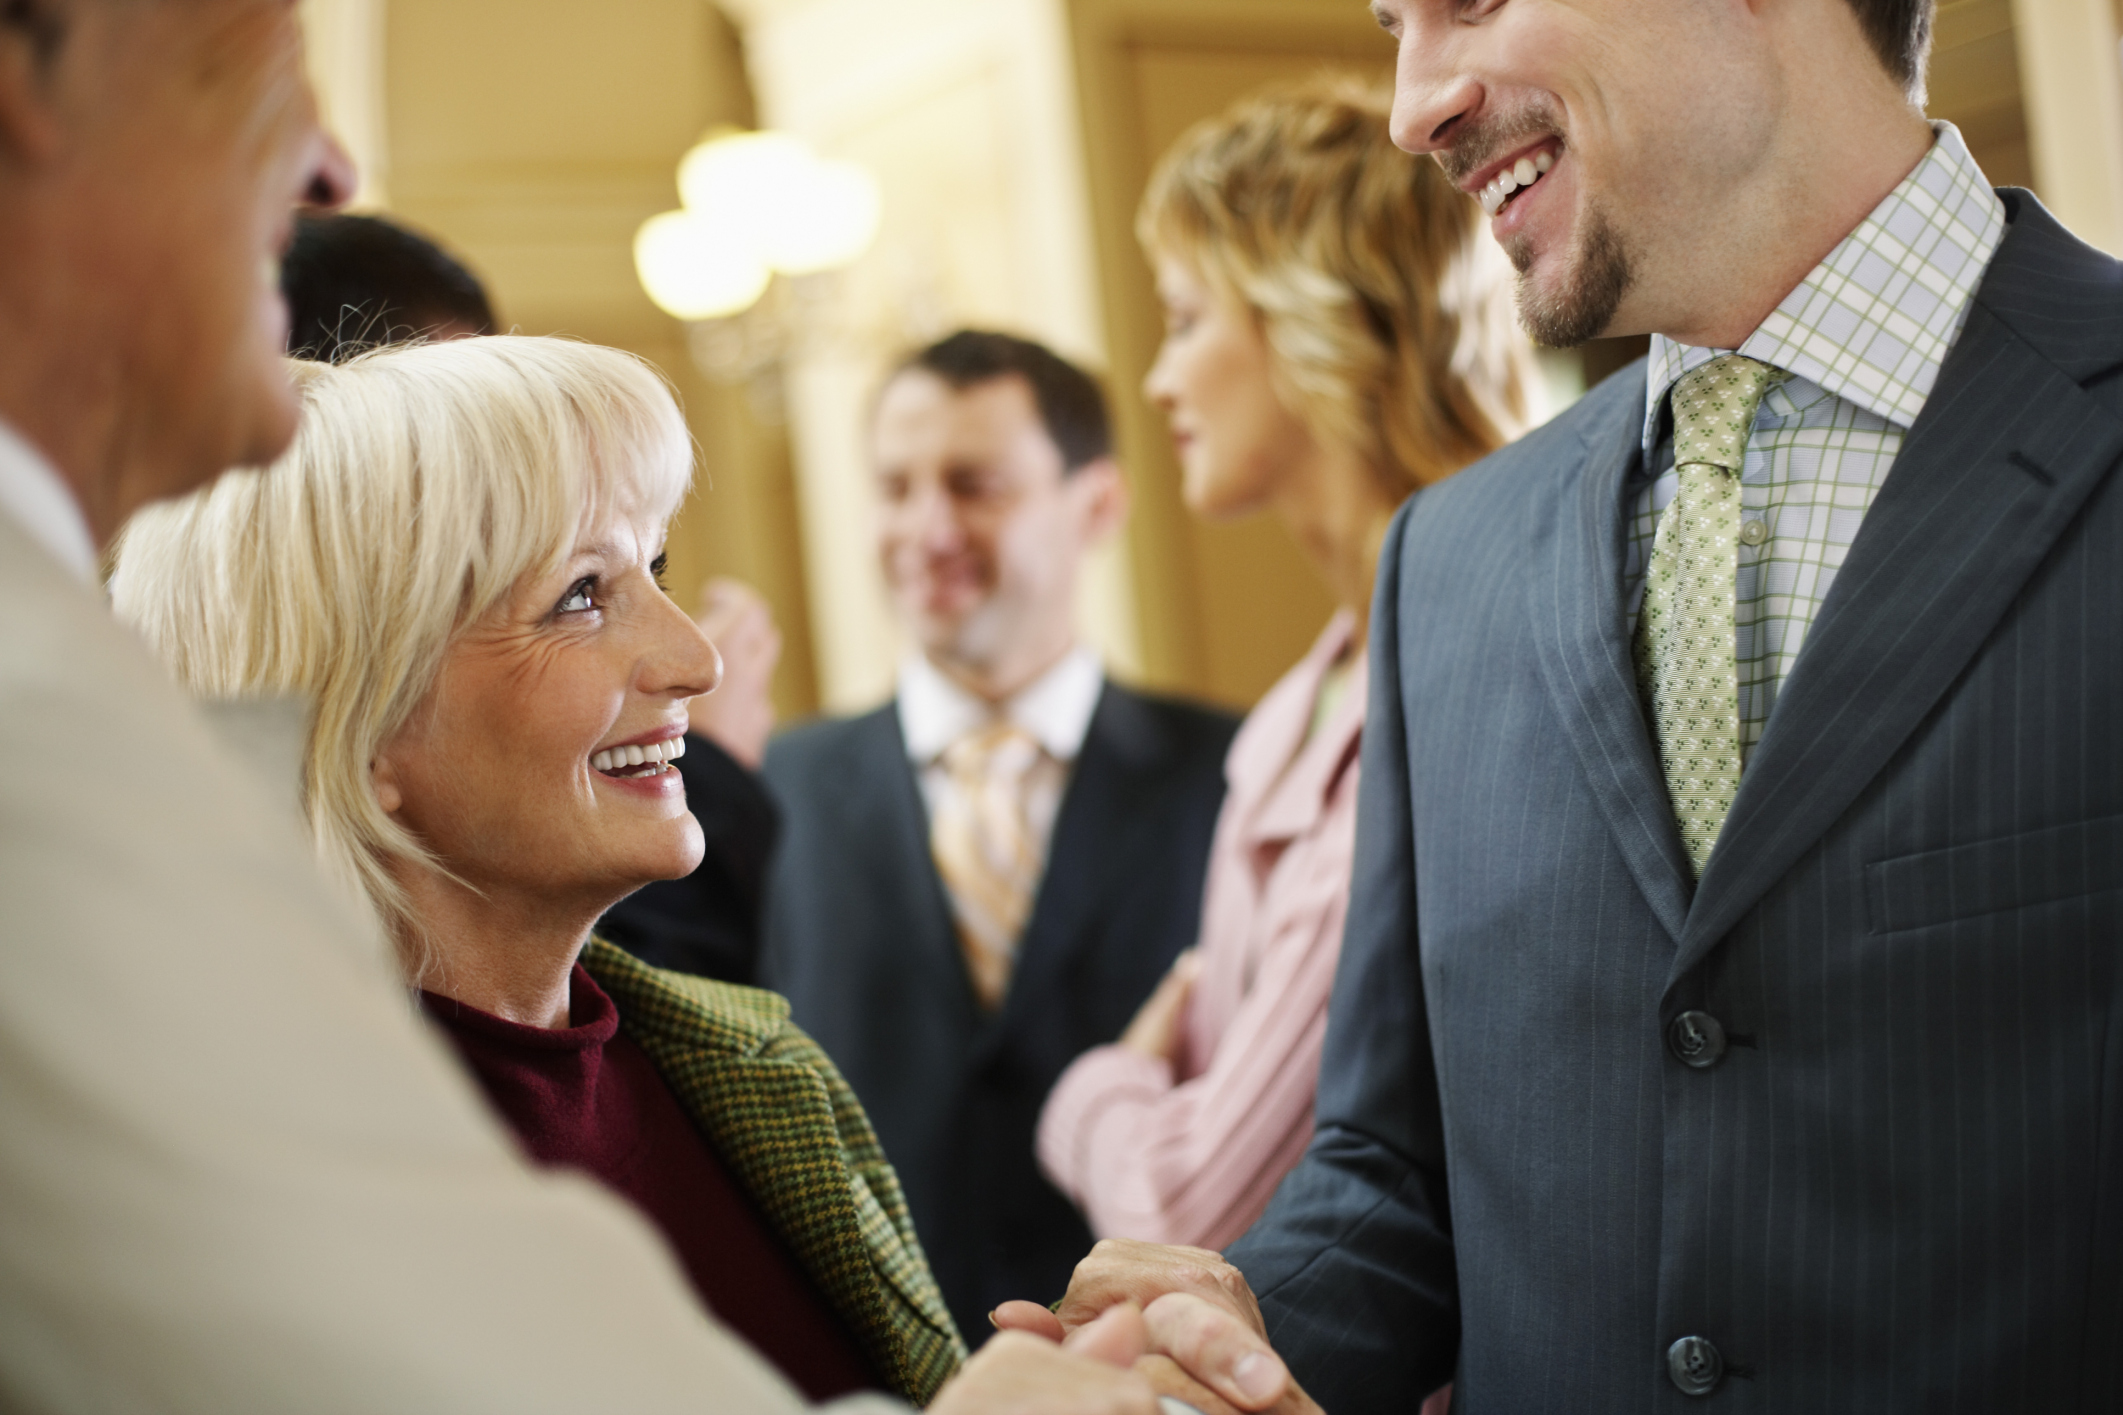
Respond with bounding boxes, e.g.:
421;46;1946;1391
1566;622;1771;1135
2010;0;2123;254
298;0;389;207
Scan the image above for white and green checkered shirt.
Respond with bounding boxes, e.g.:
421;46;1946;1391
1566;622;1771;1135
1627;122;2006;760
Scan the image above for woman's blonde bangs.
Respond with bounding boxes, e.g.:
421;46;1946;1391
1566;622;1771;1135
110;336;694;948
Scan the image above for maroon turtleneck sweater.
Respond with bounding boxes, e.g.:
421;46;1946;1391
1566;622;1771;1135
421;965;878;1401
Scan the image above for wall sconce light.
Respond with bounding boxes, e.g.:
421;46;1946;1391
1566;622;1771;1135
635;127;882;323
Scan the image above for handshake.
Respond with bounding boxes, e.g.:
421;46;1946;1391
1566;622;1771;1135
931;1242;1321;1415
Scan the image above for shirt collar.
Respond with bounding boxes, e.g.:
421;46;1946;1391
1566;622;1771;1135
0;418;98;587
1643;121;2006;460
1236;614;1367;847
897;645;1104;766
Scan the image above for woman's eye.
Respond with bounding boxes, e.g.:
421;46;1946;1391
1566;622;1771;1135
557;578;597;614
650;553;671;594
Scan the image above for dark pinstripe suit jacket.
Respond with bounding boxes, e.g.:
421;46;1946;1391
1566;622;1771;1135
1225;191;2123;1412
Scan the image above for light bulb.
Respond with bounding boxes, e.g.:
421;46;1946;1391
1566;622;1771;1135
759;159;882;275
678;131;815;223
640;129;885;322
633;210;771;321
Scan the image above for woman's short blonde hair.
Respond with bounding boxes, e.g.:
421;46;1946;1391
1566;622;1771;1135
110;336;693;946
1139;75;1536;493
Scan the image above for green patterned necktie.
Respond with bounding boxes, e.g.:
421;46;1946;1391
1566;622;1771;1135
1634;353;1785;876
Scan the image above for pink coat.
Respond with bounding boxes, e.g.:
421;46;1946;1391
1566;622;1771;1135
1038;613;1364;1250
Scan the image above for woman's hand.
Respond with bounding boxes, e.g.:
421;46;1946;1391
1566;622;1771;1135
686;578;781;769
1119;950;1201;1063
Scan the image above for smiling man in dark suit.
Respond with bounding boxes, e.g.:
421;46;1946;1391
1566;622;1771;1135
759;330;1236;1343
1012;0;2123;1410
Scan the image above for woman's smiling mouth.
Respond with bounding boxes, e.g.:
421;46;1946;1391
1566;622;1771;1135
591;735;686;779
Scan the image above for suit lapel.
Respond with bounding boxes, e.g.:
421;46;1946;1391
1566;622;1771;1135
1676;210;2123;975
1523;366;1696;945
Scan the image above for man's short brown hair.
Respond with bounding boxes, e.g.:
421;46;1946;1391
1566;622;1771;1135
898;330;1112;473
1848;0;1935;100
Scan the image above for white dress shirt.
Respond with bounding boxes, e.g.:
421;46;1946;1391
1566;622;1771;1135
1628;122;2006;760
898;645;1103;868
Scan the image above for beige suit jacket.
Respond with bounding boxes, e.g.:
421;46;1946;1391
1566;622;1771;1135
0;495;895;1413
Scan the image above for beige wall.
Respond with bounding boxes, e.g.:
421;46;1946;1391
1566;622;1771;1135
2005;0;2123;253
299;0;389;207
1934;0;2037;189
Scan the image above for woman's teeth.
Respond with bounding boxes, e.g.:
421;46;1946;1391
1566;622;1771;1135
592;736;687;777
1479;149;1556;217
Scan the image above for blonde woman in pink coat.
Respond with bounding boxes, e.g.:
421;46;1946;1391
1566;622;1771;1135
1036;83;1534;1396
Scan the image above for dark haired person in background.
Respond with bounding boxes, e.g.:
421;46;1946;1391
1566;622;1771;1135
758;330;1237;1341
281;211;495;361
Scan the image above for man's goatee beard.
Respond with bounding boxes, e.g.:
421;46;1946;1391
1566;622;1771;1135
1510;213;1633;349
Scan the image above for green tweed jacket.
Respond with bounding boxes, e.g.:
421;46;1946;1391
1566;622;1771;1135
580;937;967;1405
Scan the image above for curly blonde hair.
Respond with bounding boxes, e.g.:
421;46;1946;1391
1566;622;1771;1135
1139;75;1536;494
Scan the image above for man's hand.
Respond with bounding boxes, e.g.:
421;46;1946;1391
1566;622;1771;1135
1051;1240;1267;1344
1118;951;1200;1063
686;578;781;769
993;1243;1304;1415
931;1306;1158;1415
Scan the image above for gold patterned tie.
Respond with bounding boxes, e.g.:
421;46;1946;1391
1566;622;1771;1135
930;723;1044;1009
1635;354;1784;877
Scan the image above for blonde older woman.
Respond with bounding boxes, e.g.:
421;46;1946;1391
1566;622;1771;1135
110;337;963;1406
1036;77;1533;1262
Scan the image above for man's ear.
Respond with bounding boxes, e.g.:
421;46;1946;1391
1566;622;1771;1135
0;0;73;165
1072;456;1131;547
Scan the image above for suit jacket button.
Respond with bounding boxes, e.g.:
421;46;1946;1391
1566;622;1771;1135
1668;1335;1724;1396
1667;1010;1728;1069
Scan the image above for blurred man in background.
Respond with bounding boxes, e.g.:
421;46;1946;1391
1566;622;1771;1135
759;331;1237;1340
